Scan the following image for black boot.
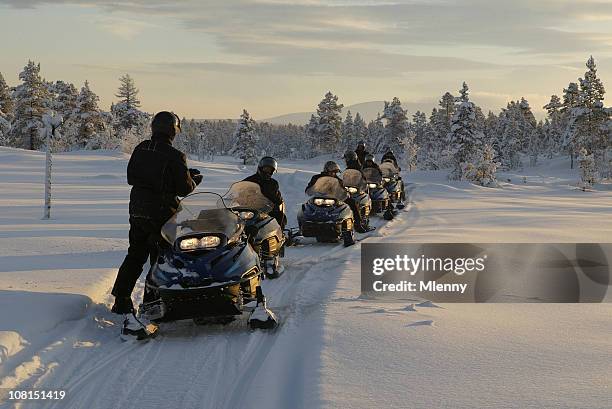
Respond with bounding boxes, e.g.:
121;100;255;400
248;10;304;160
111;296;134;314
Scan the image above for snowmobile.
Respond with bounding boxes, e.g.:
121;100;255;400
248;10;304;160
138;190;278;332
342;169;372;229
380;161;406;210
224;181;286;279
363;167;394;220
297;176;356;246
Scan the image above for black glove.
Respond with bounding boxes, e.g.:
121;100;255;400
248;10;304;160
192;174;203;186
189;168;201;176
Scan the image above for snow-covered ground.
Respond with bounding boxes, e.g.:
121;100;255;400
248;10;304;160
0;146;611;409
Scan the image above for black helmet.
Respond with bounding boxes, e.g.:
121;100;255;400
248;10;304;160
151;111;181;138
323;161;340;174
344;151;358;162
257;156;277;180
365;153;375;162
357;140;366;150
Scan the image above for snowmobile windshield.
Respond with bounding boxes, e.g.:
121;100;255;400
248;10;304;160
306;176;349;201
161;192;242;245
342;169;367;192
363;167;383;184
222;181;274;214
379;162;399;178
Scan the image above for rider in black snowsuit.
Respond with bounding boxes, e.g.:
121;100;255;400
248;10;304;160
244;156;286;228
355;141;369;168
344;150;362;171
381;148;406;202
306;161;368;233
111;111;202;315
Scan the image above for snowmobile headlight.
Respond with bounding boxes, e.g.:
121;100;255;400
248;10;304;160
179;236;221;250
383;177;391;183
313;198;336;206
368;183;378;189
238;211;255;220
347;187;358;194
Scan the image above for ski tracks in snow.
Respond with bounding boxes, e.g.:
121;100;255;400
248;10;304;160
3;193;415;409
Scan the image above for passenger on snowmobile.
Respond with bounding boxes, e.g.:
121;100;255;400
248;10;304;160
362;153;382;174
306;162;368;233
243;156;287;229
111;111;202;339
355;141;370;167
344;151;362;171
381;146;401;171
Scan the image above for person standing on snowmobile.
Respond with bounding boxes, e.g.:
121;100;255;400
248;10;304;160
111;112;202;324
306;161;368;233
355;141;369;167
244;156;287;228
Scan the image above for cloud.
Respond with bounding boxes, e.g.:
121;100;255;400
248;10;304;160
2;0;612;79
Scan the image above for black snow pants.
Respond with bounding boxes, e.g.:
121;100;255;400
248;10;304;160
345;198;365;228
111;217;163;299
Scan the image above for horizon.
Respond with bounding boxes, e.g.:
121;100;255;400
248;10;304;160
1;0;611;121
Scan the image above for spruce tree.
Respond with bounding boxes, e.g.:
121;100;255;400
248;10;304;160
341;110;354;151
74;81;107;148
447;82;484;179
382;97;409;153
0;72;14;121
231;109;258;165
315;91;343;153
11;61;51;150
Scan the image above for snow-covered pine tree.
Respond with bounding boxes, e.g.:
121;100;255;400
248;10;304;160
116;74;140;109
315;91;343;154
367;113;385;153
0;72;15;121
578;147;596;189
10;61;51;150
72;81;107;149
418;118;440;170
542;95;564;158
574;56;610;178
382;97;410;155
463;144;499;186
231;109;258;165
412;111;427;147
306;114;320;156
341;110;354;152
353;112;367;150
447;82;484;180
113;74;144;132
0;72;13;146
561;82;582;168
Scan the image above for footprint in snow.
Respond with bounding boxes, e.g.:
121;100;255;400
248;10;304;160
407;320;435;327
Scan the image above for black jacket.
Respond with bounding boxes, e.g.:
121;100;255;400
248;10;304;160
355;148;369;167
243;173;286;227
345;159;362;171
381;152;401;170
127;133;196;222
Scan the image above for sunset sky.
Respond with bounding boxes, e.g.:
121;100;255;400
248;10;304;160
1;0;611;120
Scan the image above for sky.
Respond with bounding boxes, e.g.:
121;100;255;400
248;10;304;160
1;0;611;121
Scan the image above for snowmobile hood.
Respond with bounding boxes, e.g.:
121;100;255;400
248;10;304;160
305;176;349;201
379;162;399;178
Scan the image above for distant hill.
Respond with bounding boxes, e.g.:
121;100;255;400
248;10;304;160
262;100;438;125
